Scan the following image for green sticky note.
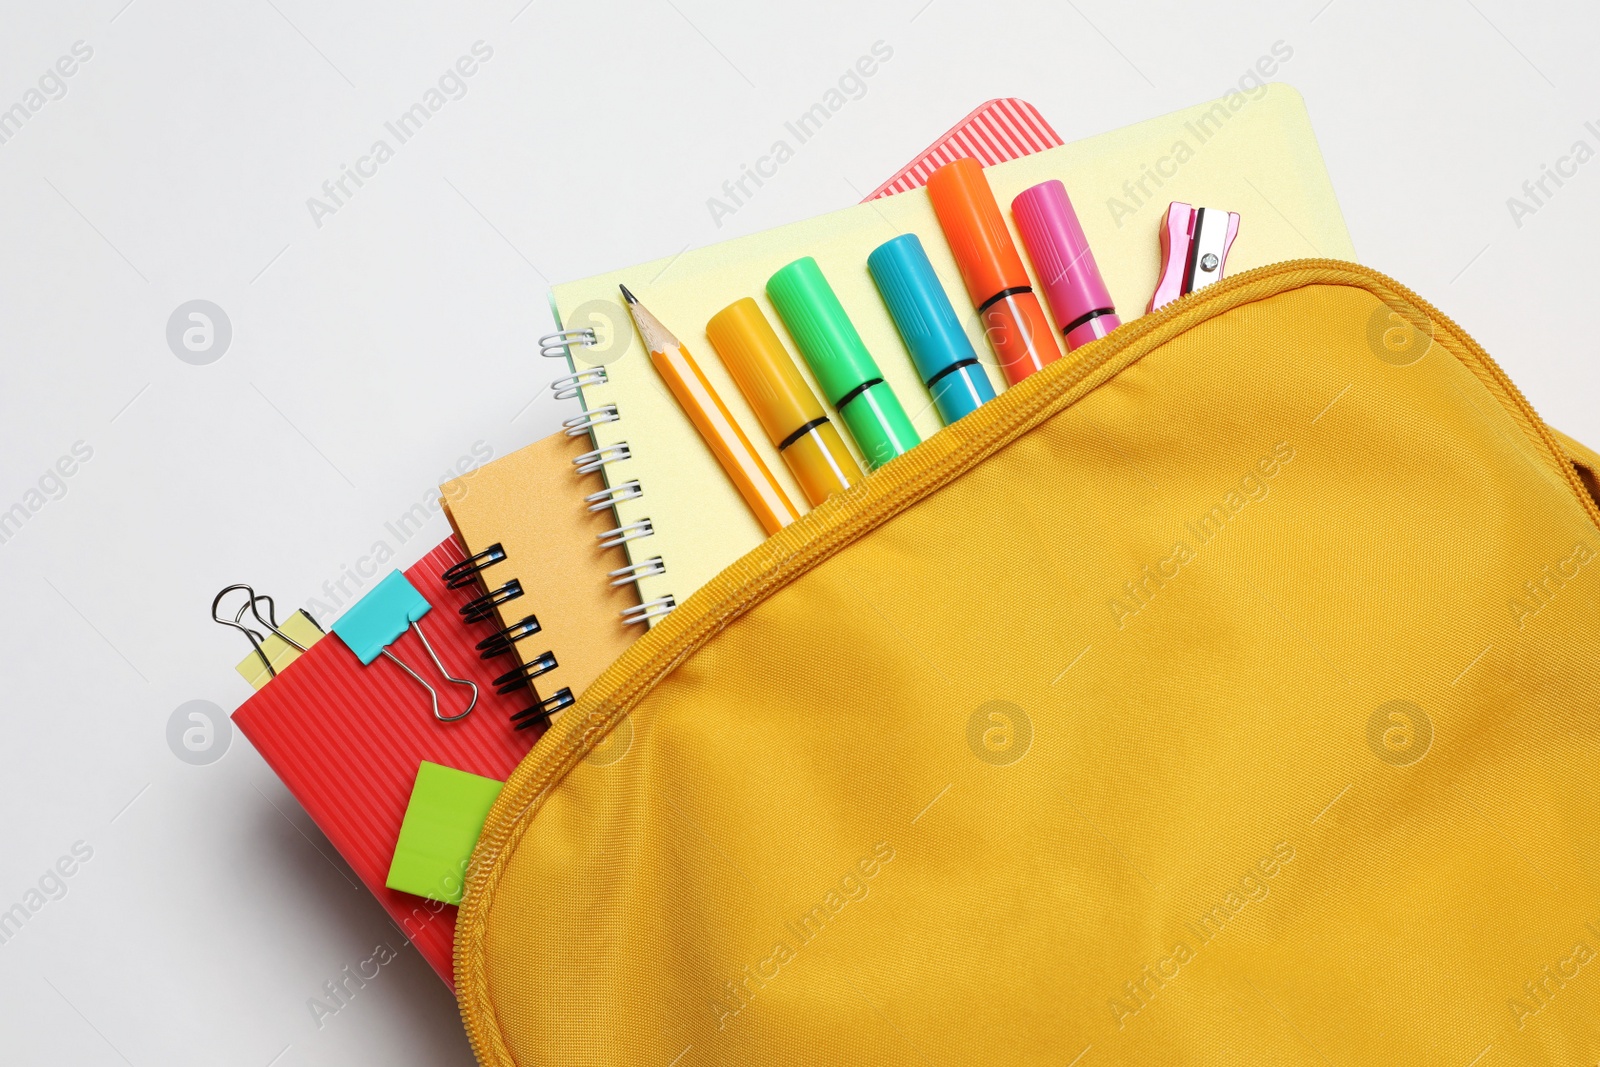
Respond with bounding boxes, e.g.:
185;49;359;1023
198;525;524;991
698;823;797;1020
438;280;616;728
386;762;504;905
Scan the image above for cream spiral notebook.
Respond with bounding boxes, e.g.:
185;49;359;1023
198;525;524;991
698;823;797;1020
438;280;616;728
547;85;1355;625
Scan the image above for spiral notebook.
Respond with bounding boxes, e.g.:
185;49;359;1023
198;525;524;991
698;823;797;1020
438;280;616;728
438;429;637;719
455;99;1063;633
548;85;1354;625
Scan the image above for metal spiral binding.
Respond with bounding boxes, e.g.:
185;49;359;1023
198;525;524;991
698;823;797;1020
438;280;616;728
597;519;653;548
551;367;608;400
475;613;541;660
492;650;558;695
444;539;565;723
563;404;620;436
621;596;676;626
539;328;595;359
440;543;506;590
459;579;523;625
608;558;665;587
585;480;642;512
542;316;676;627
572;443;630;474
510;687;575;731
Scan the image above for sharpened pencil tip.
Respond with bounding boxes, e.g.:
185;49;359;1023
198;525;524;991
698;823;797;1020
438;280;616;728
619;283;637;305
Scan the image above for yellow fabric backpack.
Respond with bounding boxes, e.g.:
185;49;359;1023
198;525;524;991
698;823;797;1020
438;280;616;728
458;261;1600;1066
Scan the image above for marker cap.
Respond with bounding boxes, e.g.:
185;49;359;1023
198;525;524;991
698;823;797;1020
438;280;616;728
705;297;827;446
706;297;862;505
926;157;1031;307
767;256;919;470
765;257;881;405
1011;180;1120;349
867;234;978;383
867;234;997;423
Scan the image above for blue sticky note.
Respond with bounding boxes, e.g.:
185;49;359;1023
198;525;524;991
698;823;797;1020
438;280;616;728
332;570;432;665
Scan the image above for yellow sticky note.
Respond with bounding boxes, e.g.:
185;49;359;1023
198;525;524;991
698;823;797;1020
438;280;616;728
234;609;325;690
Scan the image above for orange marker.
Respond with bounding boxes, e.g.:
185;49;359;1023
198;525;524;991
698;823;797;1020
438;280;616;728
926;157;1062;385
706;297;860;507
619;285;799;535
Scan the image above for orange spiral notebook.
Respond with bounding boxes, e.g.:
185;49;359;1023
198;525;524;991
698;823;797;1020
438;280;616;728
439;431;638;721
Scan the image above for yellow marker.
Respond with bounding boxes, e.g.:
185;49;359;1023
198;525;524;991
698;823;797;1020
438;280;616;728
620;285;800;536
706;298;860;508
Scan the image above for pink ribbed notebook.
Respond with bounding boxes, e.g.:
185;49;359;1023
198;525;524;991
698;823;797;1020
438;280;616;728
868;98;1062;199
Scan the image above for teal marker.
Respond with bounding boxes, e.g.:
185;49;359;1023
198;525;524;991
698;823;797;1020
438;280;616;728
766;257;920;470
867;233;997;424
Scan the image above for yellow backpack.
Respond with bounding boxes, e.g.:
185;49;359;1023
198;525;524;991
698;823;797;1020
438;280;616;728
459;261;1600;1066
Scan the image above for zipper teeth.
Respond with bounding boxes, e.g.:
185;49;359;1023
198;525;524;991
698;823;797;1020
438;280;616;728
1069;256;1599;529
456;257;1598;1063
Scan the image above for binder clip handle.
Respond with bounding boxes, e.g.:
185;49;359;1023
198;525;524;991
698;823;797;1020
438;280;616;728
380;631;479;724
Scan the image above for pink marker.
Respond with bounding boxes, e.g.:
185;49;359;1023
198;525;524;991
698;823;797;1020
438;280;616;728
1012;180;1121;351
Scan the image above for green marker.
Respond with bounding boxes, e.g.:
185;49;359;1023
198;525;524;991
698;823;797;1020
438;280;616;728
767;256;920;470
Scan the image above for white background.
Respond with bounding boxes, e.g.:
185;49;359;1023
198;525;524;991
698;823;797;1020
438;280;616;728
1;1;1595;1063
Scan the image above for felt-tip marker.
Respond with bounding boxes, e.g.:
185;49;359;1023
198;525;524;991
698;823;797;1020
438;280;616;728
1011;180;1121;351
706;297;861;507
926;157;1062;386
767;257;920;470
867;233;997;424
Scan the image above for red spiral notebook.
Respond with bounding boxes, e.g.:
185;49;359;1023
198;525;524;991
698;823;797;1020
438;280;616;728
232;99;1062;989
